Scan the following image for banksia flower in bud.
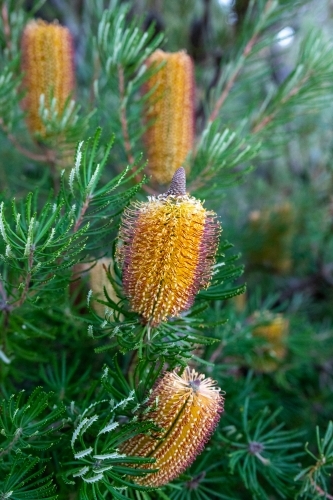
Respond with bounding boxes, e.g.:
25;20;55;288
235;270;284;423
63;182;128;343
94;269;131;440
21;19;75;137
143;50;194;184
88;258;123;320
251;312;289;373
117;168;221;326
120;367;224;487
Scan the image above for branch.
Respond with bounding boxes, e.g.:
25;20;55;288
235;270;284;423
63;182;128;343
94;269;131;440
117;65;156;196
0;118;50;163
0;428;22;458
118;65;134;165
14;247;35;309
1;4;12;53
73;196;91;233
251;73;312;134
208;0;275;123
208;33;259;122
310;477;333;500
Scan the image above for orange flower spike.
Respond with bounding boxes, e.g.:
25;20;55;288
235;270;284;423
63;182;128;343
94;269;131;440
21;19;75;136
117;168;221;326
120;367;224;487
144;50;194;184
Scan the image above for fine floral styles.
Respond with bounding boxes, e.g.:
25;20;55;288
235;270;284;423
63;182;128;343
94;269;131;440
117;167;221;326
120;367;224;487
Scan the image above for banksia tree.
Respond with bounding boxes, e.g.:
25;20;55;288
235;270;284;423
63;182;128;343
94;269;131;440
21;19;75;137
143;49;194;184
117;167;220;325
120;367;224;487
1;1;333;499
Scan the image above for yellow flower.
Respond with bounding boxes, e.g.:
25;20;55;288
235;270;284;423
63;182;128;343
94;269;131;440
120;367;224;487
21;19;75;137
252;312;289;372
143;50;194;184
246;204;294;274
117;168;221;326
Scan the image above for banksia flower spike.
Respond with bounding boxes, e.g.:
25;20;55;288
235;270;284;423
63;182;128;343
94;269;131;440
143;49;194;184
252;312;289;372
246;203;294;274
120;367;224;487
117;167;221;326
21;19;75;137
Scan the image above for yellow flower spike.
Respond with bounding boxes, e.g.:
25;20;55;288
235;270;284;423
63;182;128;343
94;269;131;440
117;167;221;326
88;258;123;320
253;314;289;345
21;19;75;137
120;367;224;487
252;312;289;373
143;49;194;184
246;203;294;274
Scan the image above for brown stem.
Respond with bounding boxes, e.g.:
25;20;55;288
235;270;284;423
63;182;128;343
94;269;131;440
0;428;22;458
252;74;311;134
188;161;214;193
14;247;34;309
208;32;260;123
0;118;50;162
1;4;12;53
118;65;134;165
73;196;91;233
208;0;275;123
310;478;333;500
117;66;156;195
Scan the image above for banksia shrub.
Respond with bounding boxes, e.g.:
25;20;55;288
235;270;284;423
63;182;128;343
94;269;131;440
251;312;289;372
21;19;75;137
143;49;194;184
120;367;224;487
117;168;221;326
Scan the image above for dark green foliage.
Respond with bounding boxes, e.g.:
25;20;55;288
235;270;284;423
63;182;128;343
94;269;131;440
0;0;333;499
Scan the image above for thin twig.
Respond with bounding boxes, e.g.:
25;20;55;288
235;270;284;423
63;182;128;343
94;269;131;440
15;247;34;309
118;65;134;165
0;118;50;162
310;477;333;500
208;0;274;123
252;74;312;134
117;65;156;195
73;196;91;233
0;428;22;458
208;32;260;123
1;4;12;53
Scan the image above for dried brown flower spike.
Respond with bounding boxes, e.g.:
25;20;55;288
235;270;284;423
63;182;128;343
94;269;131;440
117;168;221;326
120;367;224;487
